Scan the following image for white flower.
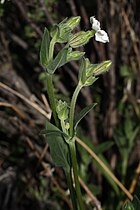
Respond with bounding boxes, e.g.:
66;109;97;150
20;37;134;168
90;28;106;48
90;16;101;31
90;16;109;43
95;30;109;43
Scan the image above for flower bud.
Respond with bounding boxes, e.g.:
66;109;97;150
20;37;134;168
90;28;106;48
69;30;95;48
92;60;112;76
90;16;101;31
67;49;85;62
56;100;69;120
65;16;81;30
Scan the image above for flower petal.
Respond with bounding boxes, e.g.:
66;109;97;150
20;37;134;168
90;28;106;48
90;16;101;31
95;30;109;43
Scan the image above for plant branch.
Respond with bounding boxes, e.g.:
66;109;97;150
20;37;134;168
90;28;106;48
65;169;78;210
69;83;82;137
69;139;84;210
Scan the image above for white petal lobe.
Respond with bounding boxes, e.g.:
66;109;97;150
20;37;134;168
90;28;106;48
95;30;109;43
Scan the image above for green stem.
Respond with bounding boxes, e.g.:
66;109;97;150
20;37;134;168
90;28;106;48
69;139;84;210
46;73;59;127
69;83;82;137
65;169;78;210
46;38;60;127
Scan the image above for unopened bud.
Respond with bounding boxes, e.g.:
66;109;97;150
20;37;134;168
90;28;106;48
65;16;81;30
86;60;112;77
92;60;112;76
69;30;95;48
56;100;69;120
67;49;85;62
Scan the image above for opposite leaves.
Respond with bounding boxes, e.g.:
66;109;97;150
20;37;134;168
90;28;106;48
43;120;70;170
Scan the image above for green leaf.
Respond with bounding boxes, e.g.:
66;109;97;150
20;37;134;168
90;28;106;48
46;47;68;74
43;120;70;169
40;27;50;68
74;103;97;131
78;58;87;84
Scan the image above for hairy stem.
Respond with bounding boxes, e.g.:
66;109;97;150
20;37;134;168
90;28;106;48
65;168;78;210
69;139;84;210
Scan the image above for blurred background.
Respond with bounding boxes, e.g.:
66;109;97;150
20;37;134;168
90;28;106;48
0;0;140;209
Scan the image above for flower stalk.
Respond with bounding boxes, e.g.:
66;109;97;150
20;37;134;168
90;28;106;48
69;82;83;137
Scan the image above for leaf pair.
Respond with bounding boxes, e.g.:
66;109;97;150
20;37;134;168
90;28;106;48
43;120;70;170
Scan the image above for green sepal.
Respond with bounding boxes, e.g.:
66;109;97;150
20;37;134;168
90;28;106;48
50;22;71;43
69;30;95;48
43;120;70;169
92;60;112;76
46;47;69;74
50;24;60;42
74;103;97;132
65;16;81;30
84;76;98;86
67;48;85;62
40;27;50;68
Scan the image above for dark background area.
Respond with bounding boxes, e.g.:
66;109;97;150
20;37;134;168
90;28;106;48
0;0;140;209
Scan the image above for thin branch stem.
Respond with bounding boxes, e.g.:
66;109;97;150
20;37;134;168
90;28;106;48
69;83;82;137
